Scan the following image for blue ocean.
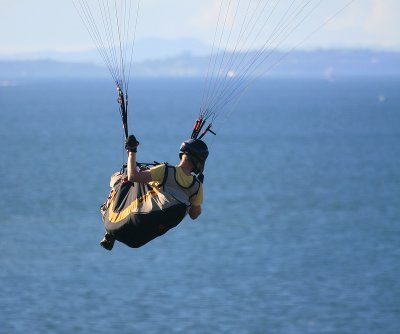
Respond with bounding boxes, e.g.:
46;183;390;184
0;77;399;334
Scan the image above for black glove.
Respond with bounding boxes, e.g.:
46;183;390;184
125;134;139;152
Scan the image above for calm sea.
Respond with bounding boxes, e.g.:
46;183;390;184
0;77;399;334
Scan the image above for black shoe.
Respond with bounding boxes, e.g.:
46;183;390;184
100;233;115;251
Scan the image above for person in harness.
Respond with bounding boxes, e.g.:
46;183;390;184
100;134;209;250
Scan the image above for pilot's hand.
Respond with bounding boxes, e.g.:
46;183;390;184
125;134;139;152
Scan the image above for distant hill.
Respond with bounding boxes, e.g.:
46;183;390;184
0;37;211;64
0;49;399;80
0;60;107;80
132;49;400;79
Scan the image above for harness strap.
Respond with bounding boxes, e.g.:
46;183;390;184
160;163;169;189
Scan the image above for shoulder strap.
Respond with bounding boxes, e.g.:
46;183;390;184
159;163;170;188
189;181;201;199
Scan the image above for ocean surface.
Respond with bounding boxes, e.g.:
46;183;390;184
0;77;399;334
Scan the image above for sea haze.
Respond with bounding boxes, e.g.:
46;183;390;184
1;49;399;79
0;77;399;334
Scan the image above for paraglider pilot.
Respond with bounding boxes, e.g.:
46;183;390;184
100;134;209;250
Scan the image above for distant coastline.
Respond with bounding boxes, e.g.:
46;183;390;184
1;49;399;80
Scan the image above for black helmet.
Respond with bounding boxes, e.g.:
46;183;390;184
179;139;209;174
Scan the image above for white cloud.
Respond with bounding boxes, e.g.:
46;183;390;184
359;0;400;47
363;0;400;32
320;0;400;48
0;0;399;53
190;1;220;28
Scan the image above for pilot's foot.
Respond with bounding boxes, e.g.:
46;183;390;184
100;232;115;251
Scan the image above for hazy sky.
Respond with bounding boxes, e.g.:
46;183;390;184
0;0;399;54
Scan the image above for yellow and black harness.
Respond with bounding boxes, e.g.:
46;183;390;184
101;164;200;248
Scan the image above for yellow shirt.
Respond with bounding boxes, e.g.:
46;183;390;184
149;164;203;206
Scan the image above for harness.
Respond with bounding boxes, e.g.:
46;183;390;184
159;164;201;206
